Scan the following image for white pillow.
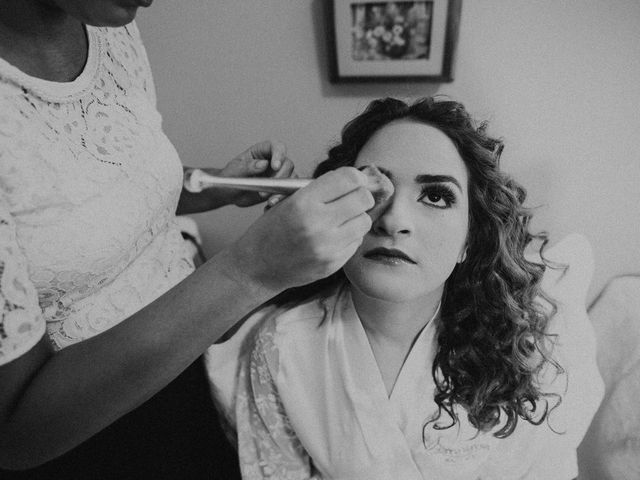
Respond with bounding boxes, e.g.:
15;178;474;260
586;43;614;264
578;274;640;480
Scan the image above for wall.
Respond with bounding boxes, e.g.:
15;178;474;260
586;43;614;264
137;0;640;302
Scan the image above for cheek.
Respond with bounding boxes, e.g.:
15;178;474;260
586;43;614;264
343;244;365;274
421;213;468;262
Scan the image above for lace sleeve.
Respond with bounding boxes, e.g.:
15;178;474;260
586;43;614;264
235;320;318;480
0;197;46;366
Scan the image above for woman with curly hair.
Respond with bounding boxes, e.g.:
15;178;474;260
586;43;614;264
207;97;603;479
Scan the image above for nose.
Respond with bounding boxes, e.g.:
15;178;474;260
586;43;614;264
371;192;413;237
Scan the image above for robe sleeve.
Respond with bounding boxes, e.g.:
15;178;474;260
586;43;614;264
235;318;319;480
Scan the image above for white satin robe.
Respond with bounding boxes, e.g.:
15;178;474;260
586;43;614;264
206;235;603;480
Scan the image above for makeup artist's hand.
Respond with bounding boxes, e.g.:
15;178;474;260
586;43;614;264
225;167;374;293
177;141;295;214
217;140;295;207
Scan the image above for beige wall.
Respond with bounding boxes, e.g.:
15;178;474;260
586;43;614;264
137;0;640;302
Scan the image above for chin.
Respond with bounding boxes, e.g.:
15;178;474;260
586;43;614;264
97;9;138;27
359;287;420;303
346;271;424;303
344;259;449;305
79;6;139;27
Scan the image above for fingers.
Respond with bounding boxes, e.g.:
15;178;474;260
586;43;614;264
294;167;374;226
249;141;295;190
249;140;286;171
266;140;286;171
234;173;374;290
267;167;374;225
327;186;375;227
270;156;295;178
263;194;285;211
250;160;269;174
290;211;371;279
257;154;294;198
336;211;373;243
302;167;371;204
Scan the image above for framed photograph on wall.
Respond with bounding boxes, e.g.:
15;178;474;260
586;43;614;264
327;0;462;82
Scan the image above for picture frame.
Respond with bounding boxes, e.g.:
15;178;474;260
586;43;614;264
327;0;462;83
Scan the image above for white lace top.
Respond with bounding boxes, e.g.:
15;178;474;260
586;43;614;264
206;235;604;480
0;22;194;364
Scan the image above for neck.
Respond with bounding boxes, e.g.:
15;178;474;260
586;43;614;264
0;1;72;38
351;286;442;349
350;285;442;397
0;1;87;82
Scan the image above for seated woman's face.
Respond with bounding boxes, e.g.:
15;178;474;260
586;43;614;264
343;120;469;304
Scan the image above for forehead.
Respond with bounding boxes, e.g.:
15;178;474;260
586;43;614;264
355;120;468;183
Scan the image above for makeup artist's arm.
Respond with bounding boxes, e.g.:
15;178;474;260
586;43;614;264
177;140;294;214
0;167;374;469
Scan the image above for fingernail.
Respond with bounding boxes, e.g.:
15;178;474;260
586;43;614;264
272;158;281;170
268;195;283;206
255;160;269;170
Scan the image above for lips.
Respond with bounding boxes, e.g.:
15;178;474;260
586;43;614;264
363;247;416;264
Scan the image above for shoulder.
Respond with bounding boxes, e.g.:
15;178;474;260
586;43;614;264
531;236;604;439
96;21;155;96
98;21;145;51
539;234;598;362
205;291;333;382
525;234;596;349
205;294;333;414
100;21;147;60
255;292;335;348
0;77;20;100
248;286;343;372
122;21;144;42
535;234;597;361
538;233;594;307
0;79;27;134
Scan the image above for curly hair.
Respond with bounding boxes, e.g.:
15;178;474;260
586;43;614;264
275;97;561;439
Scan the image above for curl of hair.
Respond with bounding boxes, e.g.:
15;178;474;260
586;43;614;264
274;97;562;439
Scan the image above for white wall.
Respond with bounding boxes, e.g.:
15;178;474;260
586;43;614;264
137;0;640;302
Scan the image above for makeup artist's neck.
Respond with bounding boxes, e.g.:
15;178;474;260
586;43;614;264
351;287;442;349
0;0;87;82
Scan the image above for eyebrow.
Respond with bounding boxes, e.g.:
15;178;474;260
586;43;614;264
377;167;463;193
415;174;463;192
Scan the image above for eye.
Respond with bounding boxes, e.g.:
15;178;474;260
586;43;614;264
418;184;457;209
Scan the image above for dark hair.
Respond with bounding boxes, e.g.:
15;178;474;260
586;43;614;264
276;97;561;439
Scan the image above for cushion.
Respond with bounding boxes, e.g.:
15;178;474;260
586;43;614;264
577;274;640;480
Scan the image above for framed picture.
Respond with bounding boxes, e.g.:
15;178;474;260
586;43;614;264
327;0;462;82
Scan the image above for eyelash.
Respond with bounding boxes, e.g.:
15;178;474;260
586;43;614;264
418;184;457;209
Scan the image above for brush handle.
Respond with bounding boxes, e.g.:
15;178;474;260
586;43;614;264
184;169;311;194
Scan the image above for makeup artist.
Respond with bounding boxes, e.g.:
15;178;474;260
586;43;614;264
0;1;375;478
